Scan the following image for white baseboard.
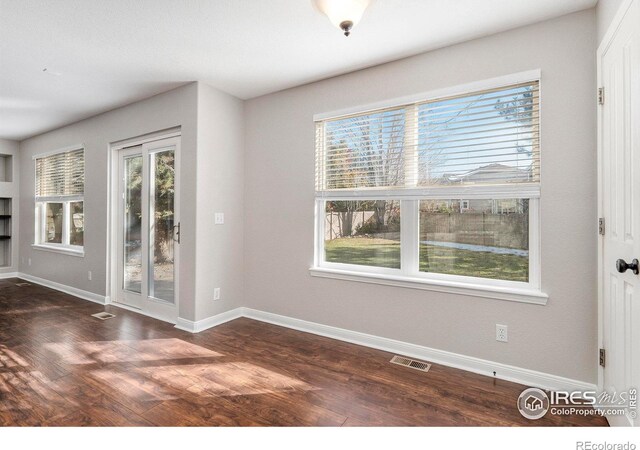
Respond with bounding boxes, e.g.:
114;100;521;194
179;306;595;393
0;272;19;279
10;272;595;394
175;307;244;333
17;272;107;305
242;308;595;393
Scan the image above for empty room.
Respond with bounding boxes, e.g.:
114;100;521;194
0;0;639;445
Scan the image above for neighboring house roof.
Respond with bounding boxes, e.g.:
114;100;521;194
440;163;532;184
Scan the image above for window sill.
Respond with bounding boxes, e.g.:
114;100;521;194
32;244;85;258
309;267;548;305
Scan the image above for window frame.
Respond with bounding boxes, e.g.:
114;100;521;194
33;145;85;257
310;71;547;305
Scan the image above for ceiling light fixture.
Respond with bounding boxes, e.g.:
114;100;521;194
312;0;372;37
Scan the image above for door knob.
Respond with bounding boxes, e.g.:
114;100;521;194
616;258;639;275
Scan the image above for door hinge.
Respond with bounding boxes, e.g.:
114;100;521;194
599;217;605;235
598;87;605;105
599;348;606;367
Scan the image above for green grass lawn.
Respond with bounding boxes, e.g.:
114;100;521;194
325;237;528;282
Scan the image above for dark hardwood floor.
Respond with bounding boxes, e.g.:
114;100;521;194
0;278;607;426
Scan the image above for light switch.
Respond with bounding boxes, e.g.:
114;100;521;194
215;213;224;224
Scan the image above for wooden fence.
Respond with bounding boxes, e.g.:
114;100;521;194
420;213;528;249
325;210;528;250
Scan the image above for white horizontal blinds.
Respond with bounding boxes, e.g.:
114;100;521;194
418;81;539;186
316;80;540;192
35;149;85;197
316;106;412;190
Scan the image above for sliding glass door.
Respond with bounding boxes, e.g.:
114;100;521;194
116;137;179;322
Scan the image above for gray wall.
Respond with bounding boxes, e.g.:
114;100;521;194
195;83;245;321
0;138;19;274
11;7;603;382
597;0;627;44
17;81;245;323
244;10;598;383
18;83;200;321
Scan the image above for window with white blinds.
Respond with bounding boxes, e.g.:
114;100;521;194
35;148;85;198
312;76;545;303
34;147;85;253
315;80;539;193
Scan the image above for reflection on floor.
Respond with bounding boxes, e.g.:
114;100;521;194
0;278;608;426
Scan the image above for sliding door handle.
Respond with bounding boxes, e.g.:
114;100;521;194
173;223;180;244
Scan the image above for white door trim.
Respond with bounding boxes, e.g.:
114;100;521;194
599;0;636;57
594;0;640;426
597;0;636;393
107;130;181;323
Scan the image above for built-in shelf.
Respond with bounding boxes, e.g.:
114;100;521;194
0;155;13;183
0;198;11;267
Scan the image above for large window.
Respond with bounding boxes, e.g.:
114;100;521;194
313;75;545;303
34;147;85;254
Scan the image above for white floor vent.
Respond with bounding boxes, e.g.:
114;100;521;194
91;312;116;320
390;355;431;372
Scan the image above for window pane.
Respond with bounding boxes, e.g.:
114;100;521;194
149;149;175;303
418;83;539;186
124;155;142;294
316;81;540;193
418;83;539;185
45;203;63;244
36;149;85;197
419;199;529;281
325;200;400;269
70;201;84;246
321;109;406;189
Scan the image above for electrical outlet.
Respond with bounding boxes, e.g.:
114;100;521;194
88;271;92;281
496;324;508;342
214;213;224;225
213;288;221;301
28;258;31;266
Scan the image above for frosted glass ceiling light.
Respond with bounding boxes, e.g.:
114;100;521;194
312;0;372;37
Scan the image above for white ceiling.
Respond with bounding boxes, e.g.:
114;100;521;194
0;0;596;140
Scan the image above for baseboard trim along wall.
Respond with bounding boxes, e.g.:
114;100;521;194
0;272;19;279
17;272;107;305
239;308;596;393
175;308;244;333
179;306;596;393
12;272;595;394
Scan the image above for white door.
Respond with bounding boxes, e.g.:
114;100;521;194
116;136;180;323
599;0;640;427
